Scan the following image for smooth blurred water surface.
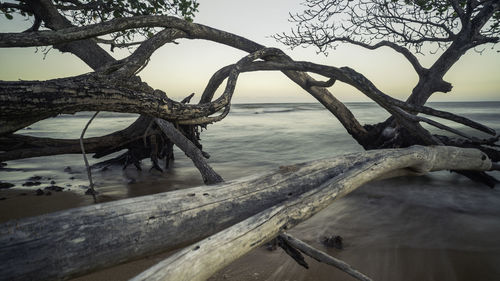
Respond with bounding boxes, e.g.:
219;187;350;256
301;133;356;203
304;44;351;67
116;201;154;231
2;102;500;281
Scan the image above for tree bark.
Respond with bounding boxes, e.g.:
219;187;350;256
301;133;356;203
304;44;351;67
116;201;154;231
154;119;223;184
0;146;492;281
0;75;229;136
27;0;115;69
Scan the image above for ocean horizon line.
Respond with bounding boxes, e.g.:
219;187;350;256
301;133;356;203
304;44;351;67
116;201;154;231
230;100;500;105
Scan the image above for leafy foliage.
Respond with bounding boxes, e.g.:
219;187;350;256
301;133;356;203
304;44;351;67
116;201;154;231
1;0;199;47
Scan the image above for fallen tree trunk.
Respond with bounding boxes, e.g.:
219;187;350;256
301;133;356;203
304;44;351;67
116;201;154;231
0;152;355;281
130;145;492;281
0;146;493;281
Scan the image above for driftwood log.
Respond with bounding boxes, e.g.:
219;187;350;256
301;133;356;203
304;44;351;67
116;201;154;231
0;146;493;281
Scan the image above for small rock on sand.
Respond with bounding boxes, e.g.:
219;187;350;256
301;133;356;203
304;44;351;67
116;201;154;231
0;182;15;189
23;181;42;187
45;186;64;192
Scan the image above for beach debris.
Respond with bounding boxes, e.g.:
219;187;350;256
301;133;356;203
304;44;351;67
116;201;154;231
277;235;309;269
45;186;64;192
0;182;15;189
322;235;343;249
280;233;372;281
28;176;43;181
23;181;42;187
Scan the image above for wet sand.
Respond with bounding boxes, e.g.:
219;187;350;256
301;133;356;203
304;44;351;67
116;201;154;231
208;246;500;281
0;189;91;222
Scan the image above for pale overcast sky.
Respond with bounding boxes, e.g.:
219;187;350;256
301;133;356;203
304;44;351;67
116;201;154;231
0;0;499;103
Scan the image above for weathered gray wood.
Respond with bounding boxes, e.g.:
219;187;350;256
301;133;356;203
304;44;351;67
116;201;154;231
131;146;492;281
0;152;356;281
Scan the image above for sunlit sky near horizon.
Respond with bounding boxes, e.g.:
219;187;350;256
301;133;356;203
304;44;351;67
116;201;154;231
0;0;499;103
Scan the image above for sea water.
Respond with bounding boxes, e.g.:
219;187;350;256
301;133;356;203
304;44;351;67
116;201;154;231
1;102;500;281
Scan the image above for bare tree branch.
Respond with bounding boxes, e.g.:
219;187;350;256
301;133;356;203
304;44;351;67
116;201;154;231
278;233;373;281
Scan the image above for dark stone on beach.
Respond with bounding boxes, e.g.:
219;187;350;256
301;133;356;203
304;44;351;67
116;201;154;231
64;166;72;173
23;181;42;187
69;177;75;180
0;163;7;168
45;191;52;196
50;180;56;185
35;189;44;196
45;186;64;192
0;182;15;189
322;235;343;249
29;176;43;181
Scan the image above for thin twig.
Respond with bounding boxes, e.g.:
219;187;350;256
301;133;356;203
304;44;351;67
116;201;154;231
279;233;373;281
80;111;100;203
177;105;231;125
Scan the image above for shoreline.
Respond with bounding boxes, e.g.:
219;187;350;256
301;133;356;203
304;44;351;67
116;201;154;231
0;188;92;223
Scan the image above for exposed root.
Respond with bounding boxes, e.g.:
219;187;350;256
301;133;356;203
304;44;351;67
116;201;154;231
80;111;99;203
